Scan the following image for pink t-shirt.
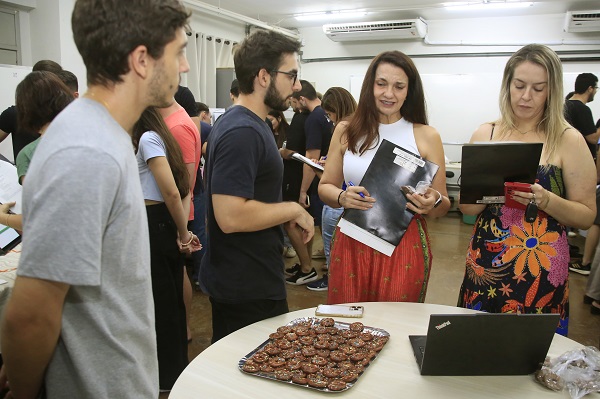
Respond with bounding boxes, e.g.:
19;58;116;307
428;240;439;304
165;106;201;220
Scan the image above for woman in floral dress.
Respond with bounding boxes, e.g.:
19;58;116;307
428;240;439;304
457;44;596;335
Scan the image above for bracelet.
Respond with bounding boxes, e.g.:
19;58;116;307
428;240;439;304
337;190;345;207
181;231;194;246
4;213;9;228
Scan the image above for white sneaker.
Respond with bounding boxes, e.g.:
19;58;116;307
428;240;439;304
284;246;297;258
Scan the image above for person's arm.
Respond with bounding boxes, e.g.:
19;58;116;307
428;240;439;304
147;156;193;243
0;202;22;231
458;124;492;216
406;124;451;218
279;147;295;160
170;124;199;201
1;276;69;398
213;194;314;243
510;129;596;229
318;122;375;211
299;149;320;207
583;127;600;144
0;129;8;143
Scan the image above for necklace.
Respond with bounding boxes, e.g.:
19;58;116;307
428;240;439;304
84;91;110;111
514;127;535;135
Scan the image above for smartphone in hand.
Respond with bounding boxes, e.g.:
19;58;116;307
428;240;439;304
504;182;531;210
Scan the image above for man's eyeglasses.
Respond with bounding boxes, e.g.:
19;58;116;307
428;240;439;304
271;70;298;85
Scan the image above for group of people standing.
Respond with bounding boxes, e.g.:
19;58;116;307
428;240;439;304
0;0;597;397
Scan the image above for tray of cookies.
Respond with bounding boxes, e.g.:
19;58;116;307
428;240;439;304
238;317;390;392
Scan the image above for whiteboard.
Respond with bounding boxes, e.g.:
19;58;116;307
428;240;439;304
350;72;600;162
0;64;32;163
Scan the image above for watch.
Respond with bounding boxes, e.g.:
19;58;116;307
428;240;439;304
433;189;443;208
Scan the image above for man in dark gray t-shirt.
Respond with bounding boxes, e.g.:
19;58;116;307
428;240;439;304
0;1;191;398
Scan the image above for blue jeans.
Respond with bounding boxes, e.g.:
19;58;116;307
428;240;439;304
321;205;343;267
189;189;207;282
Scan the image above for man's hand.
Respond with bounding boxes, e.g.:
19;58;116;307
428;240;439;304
286;204;314;244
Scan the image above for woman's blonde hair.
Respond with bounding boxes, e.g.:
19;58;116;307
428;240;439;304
498;44;569;165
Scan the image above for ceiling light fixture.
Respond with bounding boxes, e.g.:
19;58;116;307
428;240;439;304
294;10;369;22
443;1;534;11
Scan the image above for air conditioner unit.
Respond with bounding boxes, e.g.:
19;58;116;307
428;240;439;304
564;10;600;33
323;19;427;42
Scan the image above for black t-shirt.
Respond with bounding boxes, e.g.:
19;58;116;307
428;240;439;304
199;105;285;303
304;106;333;192
564;100;597;156
0;106;40;160
282;111;308;201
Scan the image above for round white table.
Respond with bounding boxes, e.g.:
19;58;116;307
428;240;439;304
170;302;589;398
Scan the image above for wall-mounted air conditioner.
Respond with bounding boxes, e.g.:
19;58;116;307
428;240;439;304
564;10;600;33
323;19;427;42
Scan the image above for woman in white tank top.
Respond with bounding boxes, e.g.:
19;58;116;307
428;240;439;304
318;51;450;304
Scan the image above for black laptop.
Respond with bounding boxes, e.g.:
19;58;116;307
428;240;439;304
409;313;559;376
460;142;543;204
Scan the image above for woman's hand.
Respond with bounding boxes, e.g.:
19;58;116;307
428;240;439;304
339;185;375;210
178;231;202;254
509;183;550;210
405;187;440;214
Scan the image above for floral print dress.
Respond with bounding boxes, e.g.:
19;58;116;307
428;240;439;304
457;165;569;335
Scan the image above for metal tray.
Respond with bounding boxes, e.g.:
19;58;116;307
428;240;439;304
238;317;390;393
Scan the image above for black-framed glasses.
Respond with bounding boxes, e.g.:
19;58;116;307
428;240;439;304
271;70;298;85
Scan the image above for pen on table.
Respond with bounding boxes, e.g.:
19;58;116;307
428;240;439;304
347;181;366;199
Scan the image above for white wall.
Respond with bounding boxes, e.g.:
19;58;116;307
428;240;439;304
298;13;600;148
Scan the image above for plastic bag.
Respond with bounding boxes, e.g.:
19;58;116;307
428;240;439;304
535;346;600;399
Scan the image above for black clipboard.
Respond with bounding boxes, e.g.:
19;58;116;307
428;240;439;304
459;142;543;204
342;139;439;248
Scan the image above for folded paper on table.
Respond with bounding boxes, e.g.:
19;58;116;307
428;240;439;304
460;142;542;205
0;161;22;214
291;153;324;171
340;139;439;256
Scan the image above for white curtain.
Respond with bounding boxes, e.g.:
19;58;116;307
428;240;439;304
185;31;235;107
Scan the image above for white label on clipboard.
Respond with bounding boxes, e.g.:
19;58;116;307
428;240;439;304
393;148;423;173
393;155;417;173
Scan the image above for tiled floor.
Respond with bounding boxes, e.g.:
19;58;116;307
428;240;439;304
182;212;600;385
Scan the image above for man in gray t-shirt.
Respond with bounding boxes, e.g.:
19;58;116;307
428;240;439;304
0;1;191;397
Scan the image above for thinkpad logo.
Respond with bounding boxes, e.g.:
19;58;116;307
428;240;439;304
435;321;451;330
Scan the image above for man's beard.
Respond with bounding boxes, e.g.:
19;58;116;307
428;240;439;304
264;80;289;111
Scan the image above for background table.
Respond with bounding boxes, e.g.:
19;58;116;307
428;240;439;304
170;302;591;398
